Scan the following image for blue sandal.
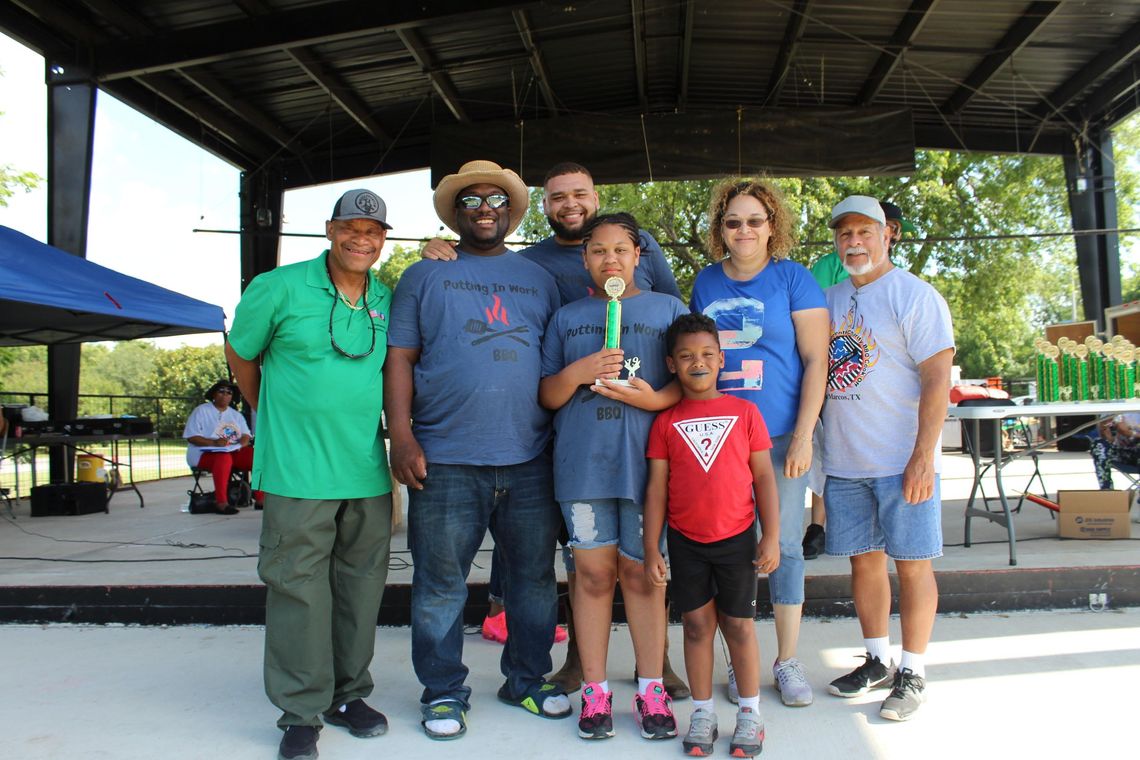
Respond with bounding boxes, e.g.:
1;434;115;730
496;680;572;719
421;700;467;740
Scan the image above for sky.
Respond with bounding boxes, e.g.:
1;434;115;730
0;33;449;347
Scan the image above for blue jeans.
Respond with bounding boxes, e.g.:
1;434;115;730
766;432;808;605
409;453;562;708
824;474;943;560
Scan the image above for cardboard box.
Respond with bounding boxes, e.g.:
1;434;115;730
1057;490;1132;539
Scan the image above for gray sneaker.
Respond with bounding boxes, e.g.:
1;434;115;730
682;708;718;756
772;657;814;707
729;707;765;758
828;653;895;698
726;663;739;704
879;668;926;721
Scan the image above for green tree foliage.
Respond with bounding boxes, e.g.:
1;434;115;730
516;141;1139;378
376;243;422;291
145;345;228;436
0;69;43;207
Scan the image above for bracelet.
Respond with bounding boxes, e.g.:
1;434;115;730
791;431;810;441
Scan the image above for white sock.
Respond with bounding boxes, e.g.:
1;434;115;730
738;695;760;712
540;692;571;716
693;698;715;714
638;676;662;696
899;650;925;678
596;679;610;694
424;698;461;735
865;636;891;664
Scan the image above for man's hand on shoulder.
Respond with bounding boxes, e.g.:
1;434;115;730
421;237;459;261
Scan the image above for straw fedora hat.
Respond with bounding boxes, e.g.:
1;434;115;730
433;160;529;236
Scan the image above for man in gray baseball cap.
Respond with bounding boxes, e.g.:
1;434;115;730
331;188;393;229
226;187;396;760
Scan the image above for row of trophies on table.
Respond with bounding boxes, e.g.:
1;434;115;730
1034;335;1137;402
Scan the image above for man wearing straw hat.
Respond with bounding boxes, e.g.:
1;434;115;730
226;188;395;760
385;160;569;740
819;195;954;722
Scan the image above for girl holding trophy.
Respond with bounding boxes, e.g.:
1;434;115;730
539;213;687;742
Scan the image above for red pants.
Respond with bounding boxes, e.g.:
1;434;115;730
197;447;256;505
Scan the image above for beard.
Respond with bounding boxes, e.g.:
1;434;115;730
546;212;589;241
841;248;876;276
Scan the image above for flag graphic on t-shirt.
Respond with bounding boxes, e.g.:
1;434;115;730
673;416;739;473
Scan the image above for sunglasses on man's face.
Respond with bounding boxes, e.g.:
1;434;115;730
455;194;510;210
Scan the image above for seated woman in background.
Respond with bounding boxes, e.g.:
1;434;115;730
1089;413;1140;489
183;379;255;515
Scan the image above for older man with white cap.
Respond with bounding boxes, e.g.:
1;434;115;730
226;188;396;760
384;160;569;740
818;195;955;722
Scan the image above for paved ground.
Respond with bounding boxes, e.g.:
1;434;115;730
2;449;1137;586
6;607;1137;759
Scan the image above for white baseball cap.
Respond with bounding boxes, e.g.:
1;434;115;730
829;195;886;228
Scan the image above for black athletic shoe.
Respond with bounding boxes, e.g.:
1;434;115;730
802;523;825;560
278;725;319;760
323;698;388;737
879;668;926;721
827;653;895;698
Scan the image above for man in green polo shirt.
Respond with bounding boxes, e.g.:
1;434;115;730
225;189;395;760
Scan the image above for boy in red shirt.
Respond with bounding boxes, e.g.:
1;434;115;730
643;313;780;758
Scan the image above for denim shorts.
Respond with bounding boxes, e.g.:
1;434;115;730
823;474;943;561
560;498;663;563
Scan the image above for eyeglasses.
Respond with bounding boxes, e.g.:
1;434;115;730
325;258;376;360
216;389;234;394
723;217;769;230
456;194;510;210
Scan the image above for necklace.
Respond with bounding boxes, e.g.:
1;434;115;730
336;289;364;310
326;254;368;310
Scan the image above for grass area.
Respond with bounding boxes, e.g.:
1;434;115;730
1;437;191;499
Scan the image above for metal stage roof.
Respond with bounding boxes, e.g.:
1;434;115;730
3;0;1140;186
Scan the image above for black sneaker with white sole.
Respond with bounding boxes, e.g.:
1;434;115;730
827;653;894;698
323;699;388;737
879;668;926;721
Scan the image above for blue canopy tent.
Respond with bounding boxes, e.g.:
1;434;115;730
0;225;225;345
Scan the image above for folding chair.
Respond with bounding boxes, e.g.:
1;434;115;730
188;466;253;507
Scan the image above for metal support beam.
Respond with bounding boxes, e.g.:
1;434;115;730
239;168;285;290
765;0;811;105
1033;19;1140;121
92;0;531;81
178;68;303;151
285;48;391;143
1065;129;1121;331
1074;59;1140;127
630;0;649;113
856;0;939;106
676;0;695;111
512;9;558;115
45;60;97;482
941;1;1060;116
396;27;469;123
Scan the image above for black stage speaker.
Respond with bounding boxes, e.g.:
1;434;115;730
30;483;108;516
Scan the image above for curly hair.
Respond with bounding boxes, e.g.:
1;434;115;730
706;177;796;262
